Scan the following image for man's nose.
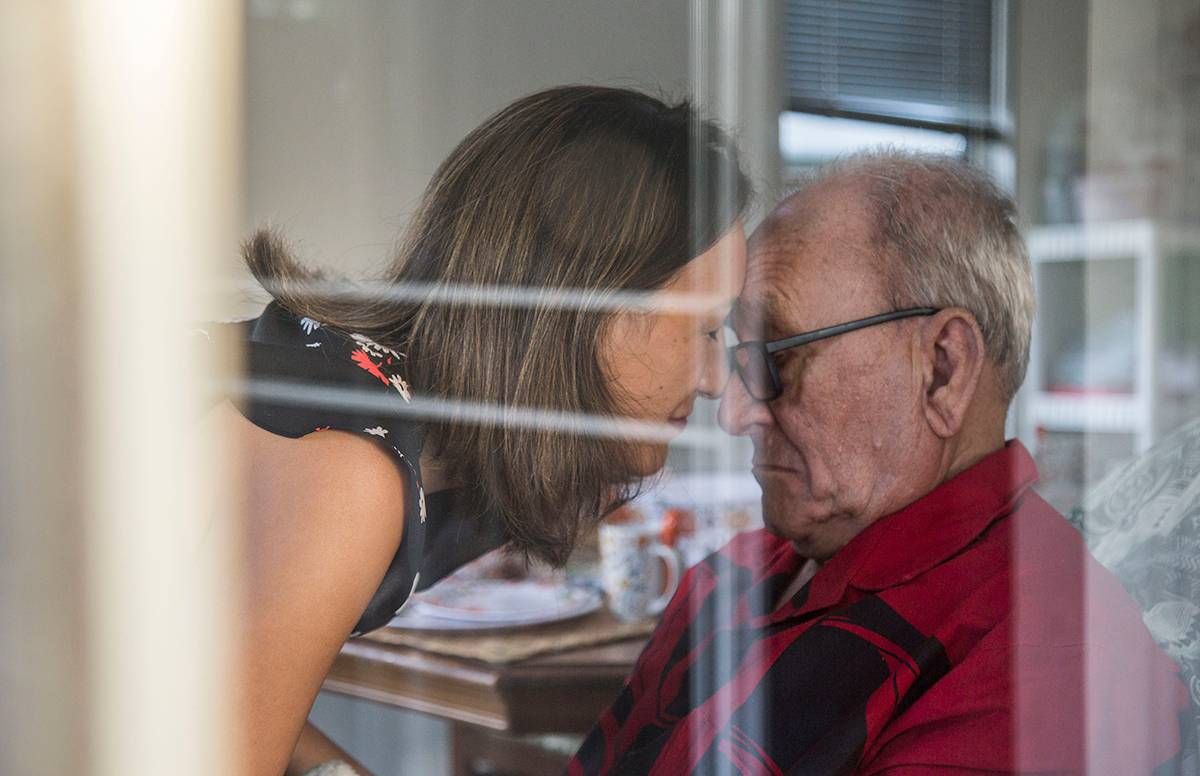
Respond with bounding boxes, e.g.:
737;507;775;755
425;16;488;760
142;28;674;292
718;365;772;435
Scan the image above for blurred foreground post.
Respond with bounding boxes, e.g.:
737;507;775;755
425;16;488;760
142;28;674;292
0;2;241;774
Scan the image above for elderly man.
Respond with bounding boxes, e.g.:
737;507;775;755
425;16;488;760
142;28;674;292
569;153;1190;775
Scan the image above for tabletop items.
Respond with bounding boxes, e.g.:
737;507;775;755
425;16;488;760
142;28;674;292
598;508;681;622
390;580;602;631
387;471;762;635
372;608;656;664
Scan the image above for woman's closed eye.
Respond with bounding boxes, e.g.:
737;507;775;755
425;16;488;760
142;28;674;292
709;321;741;345
703;315;739;343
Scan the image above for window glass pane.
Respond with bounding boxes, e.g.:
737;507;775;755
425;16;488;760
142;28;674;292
780;110;968;167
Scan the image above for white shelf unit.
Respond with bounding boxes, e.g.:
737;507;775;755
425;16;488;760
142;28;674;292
1017;220;1200;456
1026;392;1142;434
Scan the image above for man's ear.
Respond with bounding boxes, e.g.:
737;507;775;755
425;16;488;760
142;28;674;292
919;308;986;439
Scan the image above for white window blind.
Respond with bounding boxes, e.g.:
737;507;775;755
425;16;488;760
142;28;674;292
785;0;1000;135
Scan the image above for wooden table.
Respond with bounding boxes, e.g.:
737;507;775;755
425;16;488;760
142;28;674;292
323;634;646;775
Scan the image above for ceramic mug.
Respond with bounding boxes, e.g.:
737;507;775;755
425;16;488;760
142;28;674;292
599;512;681;622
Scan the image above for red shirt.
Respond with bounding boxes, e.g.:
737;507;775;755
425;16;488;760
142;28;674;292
568;442;1189;774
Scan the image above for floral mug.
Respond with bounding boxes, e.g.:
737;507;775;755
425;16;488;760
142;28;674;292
599;510;682;622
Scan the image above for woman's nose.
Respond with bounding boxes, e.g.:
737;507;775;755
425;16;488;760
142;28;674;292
697;336;730;400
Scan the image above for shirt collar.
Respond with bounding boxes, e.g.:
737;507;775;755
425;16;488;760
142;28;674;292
770;440;1039;619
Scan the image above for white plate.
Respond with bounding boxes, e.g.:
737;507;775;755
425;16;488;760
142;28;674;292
419;580;597;622
388;581;602;631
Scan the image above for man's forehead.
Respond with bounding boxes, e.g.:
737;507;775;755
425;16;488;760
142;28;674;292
737;209;818;320
738;183;882;331
734;253;805;330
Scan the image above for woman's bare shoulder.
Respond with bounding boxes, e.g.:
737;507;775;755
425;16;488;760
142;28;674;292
201;400;409;621
203;399;408;533
201;400;409;773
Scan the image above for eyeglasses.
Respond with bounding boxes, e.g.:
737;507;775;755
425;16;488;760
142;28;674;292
728;307;941;401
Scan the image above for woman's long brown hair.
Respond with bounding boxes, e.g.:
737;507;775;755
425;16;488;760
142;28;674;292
244;85;750;564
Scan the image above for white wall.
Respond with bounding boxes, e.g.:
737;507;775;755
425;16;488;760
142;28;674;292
1084;0;1200;222
239;0;693;286
1012;0;1089;226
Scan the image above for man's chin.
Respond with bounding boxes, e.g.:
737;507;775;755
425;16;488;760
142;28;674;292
788;536;840;562
763;486;819;526
764;510;870;561
763;512;819;546
762;503;844;560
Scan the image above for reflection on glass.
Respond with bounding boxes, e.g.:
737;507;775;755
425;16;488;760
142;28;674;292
6;0;1199;773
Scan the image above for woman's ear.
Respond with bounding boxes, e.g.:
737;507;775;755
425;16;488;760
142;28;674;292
919;308;986;439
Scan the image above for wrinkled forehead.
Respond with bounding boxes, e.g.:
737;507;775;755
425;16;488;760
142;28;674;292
735;190;886;335
734;244;805;335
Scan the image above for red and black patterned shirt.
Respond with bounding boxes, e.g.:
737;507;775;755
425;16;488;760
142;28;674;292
568;442;1191;775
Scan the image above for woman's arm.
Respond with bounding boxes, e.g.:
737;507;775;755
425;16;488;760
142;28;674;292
203;402;406;775
285;720;371;776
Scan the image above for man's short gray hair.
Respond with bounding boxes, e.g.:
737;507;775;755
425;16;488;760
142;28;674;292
803;151;1035;401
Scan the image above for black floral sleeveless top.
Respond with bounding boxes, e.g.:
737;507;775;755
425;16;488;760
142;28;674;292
199;301;506;636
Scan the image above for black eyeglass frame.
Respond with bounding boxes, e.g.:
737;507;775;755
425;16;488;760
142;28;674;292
728;307;941;401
